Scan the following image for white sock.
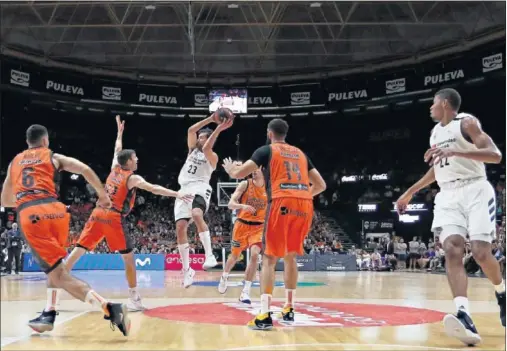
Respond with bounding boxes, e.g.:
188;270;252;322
128;287;139;299
243;281;252;294
454;296;470;315
261;294;271;314
494;279;506;294
45;288;60;312
285;289;296;308
85;290;108;313
178;243;190;271
222;272;229;279
199;231;213;256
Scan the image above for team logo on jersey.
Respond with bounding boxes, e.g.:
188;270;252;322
482;53;503;73
28;215;40;224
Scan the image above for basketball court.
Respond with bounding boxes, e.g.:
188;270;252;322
1;270;504;350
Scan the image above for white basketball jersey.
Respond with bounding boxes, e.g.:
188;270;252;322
178;148;214;186
430;112;487;186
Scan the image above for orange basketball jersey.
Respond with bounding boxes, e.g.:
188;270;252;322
105;166;136;215
268;143;312;200
10;147;60;207
237;179;267;222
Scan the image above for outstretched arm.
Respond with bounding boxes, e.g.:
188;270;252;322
0;163;15;208
128;175;193;201
202;119;233;169
187;116;215;151
111;115;125;169
53;153;111;208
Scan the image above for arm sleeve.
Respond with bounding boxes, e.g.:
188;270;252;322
250;145;271;168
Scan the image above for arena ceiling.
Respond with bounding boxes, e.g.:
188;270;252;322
0;1;505;81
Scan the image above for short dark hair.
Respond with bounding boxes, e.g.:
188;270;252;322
435;88;461;111
267;118;289;138
26;124;48;145
117;149;136;166
198;128;213;137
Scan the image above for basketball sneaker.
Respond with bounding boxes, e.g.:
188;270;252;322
443;310;481;346
203;255;218;270
218;275;228;294
247;312;273;330
105;302;131;337
278;306;295;325
183;267;195;288
28;310;56;333
127;296;146;312
239;291;251;304
496;291;506;327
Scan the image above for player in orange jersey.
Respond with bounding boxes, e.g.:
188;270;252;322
223;119;326;330
48;116;193;313
218;167;267;304
1;124;130;336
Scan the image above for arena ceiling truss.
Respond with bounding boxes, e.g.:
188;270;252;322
0;1;505;82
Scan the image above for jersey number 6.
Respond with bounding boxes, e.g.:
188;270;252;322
22;168;35;188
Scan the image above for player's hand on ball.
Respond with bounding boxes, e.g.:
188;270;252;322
177;192;194;203
217;118;234;131
241;204;257;214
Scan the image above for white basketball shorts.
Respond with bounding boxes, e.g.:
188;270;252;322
174;182;212;222
431;178;496;244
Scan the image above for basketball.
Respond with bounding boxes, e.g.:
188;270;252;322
213;107;235;123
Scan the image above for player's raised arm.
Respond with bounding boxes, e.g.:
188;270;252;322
224;145;270;179
128;175;193;202
228;180;255;213
52;153;111;208
202;119;233;169
111;115;125;169
187;115;215;152
395;168;436;214
0;163;15;208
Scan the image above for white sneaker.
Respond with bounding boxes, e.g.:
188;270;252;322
202;255;217;270
127;296;146;312
239;291;251;304
218;276;228;294
183;268;195;288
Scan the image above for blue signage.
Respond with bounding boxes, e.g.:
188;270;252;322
23;253;165;272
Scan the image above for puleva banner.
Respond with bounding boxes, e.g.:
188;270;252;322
23;253;165;272
165;254;206;271
1;42;503;110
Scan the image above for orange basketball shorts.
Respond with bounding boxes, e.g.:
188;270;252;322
17;199;70;274
78;208;133;253
263;197;314;258
231;219;263;256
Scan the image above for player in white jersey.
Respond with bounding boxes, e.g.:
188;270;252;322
396;88;505;346
176;116;233;288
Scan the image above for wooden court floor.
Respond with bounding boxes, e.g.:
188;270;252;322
1;270;505;350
